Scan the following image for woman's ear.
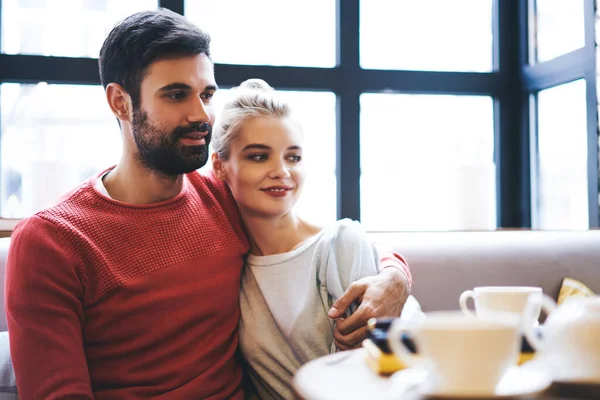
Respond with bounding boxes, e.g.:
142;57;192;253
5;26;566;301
212;153;228;181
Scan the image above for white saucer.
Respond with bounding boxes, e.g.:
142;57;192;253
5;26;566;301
553;377;600;385
527;357;600;386
389;365;552;399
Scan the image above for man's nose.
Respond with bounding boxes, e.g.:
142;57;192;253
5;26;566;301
187;96;211;124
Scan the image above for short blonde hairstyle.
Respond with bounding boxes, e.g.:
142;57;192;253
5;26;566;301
211;78;292;160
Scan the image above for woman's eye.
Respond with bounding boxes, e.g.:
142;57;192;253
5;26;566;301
288;155;302;163
249;154;267;161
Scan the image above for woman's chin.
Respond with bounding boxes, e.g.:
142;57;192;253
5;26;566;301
244;206;295;220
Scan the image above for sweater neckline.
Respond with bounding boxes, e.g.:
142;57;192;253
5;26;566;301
246;229;326;267
90;166;191;209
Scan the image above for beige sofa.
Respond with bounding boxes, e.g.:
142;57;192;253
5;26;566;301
0;238;9;332
0;231;597;329
369;230;600;311
0;231;597;399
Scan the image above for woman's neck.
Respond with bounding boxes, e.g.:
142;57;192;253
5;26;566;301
242;212;321;256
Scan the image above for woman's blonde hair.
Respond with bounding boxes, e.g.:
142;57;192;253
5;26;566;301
211;78;292;160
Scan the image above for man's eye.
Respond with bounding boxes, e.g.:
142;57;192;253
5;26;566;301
201;92;214;101
168;92;187;101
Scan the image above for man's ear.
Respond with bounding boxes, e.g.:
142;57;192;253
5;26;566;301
106;83;132;122
212;153;228;181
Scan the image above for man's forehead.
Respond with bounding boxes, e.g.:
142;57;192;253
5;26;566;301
143;54;216;89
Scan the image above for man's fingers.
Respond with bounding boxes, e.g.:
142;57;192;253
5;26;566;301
333;324;369;349
334;338;354;351
328;281;366;318
333;339;361;352
335;302;379;335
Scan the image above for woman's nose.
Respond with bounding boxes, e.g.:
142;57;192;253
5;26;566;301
268;160;291;179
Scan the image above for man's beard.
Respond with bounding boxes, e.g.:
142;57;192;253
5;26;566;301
132;108;212;177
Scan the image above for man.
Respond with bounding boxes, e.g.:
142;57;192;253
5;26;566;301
6;8;411;399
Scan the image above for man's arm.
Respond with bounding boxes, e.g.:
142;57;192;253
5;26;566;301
327;244;411;350
6;216;94;399
376;247;412;288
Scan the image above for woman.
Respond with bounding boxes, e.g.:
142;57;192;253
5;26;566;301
211;79;411;399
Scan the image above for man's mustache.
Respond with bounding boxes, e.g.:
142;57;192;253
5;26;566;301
173;123;212;139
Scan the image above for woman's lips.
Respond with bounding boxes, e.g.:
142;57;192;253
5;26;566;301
260;187;293;198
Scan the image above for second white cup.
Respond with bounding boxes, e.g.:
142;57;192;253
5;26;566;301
459;286;542;326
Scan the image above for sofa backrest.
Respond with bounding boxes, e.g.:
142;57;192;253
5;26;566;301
0;237;9;332
0;231;597;330
368;230;600;312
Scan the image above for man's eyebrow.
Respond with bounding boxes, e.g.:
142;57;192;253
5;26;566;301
157;83;218;92
158;83;192;92
242;144;271;151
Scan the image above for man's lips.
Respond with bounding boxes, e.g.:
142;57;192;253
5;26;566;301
180;131;208;145
181;131;208;139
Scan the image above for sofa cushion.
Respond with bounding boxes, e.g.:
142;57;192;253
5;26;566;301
557;277;596;305
0;238;9;332
0;332;17;399
369;231;600;312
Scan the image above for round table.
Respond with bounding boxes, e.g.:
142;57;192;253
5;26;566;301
293;349;410;400
292;349;598;400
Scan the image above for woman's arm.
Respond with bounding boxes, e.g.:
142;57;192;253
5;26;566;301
326;224;411;350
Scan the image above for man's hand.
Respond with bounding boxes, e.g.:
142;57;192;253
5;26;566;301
327;267;410;350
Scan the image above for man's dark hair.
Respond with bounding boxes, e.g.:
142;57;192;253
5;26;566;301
99;8;211;109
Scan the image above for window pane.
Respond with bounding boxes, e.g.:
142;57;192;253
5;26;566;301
1;0;157;57
207;89;337;224
0;83;121;218
360;0;493;72
531;0;586;63
1;84;336;222
360;94;495;231
535;80;588;229
185;0;336;67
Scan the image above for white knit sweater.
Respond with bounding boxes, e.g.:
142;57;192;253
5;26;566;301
238;219;380;399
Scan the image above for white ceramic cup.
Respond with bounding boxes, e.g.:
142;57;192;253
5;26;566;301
388;311;521;396
459;286;543;326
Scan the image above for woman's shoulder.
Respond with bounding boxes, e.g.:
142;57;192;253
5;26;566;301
324;218;368;238
313;219;371;251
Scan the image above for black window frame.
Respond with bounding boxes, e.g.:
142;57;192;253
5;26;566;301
0;0;597;228
523;0;598;228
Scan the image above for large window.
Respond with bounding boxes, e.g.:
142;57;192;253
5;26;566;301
185;0;336;68
525;0;596;229
529;0;586;63
360;0;493;72
360;94;495;231
0;0;597;230
0;83;121;218
1;0;158;57
534;80;589;229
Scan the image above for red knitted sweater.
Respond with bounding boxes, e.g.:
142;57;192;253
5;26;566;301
6;170;249;399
